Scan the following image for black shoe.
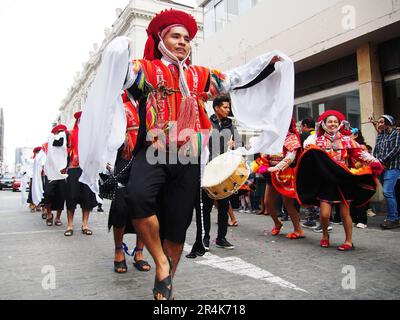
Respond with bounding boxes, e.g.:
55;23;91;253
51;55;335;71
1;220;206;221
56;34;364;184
381;220;400;229
97;205;104;213
185;252;197;259
302;220;317;228
203;238;210;251
216;238;235;249
280;214;289;222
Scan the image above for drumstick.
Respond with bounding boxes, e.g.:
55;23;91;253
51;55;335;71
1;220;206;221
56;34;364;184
228;135;234;151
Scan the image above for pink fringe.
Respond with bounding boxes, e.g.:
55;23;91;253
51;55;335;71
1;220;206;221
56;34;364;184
177;96;197;141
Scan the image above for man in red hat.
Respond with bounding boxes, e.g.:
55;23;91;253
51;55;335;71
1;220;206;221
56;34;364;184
64;111;97;237
80;8;294;300
43;124;69;227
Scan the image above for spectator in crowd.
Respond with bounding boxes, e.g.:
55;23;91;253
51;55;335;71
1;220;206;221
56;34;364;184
373;115;400;229
300;117;321;229
300;117;316;145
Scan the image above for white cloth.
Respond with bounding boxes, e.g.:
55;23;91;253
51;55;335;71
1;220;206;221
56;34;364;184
228;51;294;156
44;132;68;181
78;36;294;192
32;150;46;206
21;157;34;178
303;133;317;149
78;37;133;193
20;172;29;205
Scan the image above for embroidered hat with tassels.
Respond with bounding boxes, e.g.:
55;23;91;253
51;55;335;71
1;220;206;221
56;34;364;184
143;9;197;61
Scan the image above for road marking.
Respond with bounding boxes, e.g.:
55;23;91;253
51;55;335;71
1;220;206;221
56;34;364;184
184;244;307;293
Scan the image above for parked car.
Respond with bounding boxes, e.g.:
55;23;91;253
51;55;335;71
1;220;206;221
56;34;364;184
12;178;21;192
0;173;15;190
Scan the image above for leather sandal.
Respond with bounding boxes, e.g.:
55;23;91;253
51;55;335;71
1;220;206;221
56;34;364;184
153;257;173;300
133;248;151;272
46;214;54;226
114;246;128;273
54;220;62;226
81;227;93;235
64;229;73;237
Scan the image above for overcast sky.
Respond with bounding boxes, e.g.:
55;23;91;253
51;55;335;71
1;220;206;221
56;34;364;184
0;0;196;170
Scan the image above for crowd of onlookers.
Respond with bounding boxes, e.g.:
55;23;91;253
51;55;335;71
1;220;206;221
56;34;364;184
227;115;400;232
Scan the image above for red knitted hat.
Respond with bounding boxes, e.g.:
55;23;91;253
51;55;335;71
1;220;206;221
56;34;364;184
317;110;351;136
143;9;197;61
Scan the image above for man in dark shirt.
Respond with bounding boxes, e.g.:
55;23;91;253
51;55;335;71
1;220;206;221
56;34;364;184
299;117;320;228
373;115;400;229
187;96;242;258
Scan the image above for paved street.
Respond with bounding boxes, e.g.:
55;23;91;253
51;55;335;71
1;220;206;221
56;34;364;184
0;190;399;300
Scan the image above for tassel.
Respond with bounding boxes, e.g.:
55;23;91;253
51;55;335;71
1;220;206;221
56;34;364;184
177;96;197;142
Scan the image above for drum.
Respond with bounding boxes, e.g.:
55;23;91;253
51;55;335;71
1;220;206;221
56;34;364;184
202;152;250;200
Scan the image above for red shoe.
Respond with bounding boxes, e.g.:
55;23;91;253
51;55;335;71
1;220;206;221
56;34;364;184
271;224;283;236
320;237;330;248
338;243;355;251
286;230;305;239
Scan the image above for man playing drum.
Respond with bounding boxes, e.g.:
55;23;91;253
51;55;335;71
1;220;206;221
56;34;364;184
187;96;241;258
79;9;294;300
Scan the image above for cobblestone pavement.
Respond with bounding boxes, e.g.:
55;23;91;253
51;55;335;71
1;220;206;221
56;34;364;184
0;191;399;300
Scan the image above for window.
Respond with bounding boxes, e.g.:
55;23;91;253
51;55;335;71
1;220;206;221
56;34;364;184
203;0;258;37
204;1;215;38
215;0;227;32
384;77;400;122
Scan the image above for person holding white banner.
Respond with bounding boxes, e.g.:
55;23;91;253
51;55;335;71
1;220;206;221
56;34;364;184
79;9;294;300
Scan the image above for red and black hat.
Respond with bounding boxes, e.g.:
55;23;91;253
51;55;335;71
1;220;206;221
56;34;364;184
33;147;42;154
51;124;67;134
143;9;197;61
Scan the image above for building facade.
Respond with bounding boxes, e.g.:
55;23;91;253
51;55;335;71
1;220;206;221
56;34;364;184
197;0;400;148
58;0;203;128
14;147;33;175
0;108;4;175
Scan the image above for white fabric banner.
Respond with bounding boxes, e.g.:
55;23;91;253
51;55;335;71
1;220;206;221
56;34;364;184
228;51;294;156
44;132;68;181
32;150;46;206
78;37;132;193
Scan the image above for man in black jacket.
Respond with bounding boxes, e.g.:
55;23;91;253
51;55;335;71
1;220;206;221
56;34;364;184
187;96;242;258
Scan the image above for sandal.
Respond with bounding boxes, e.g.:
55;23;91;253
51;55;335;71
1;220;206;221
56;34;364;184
81;227;93;235
64;229;73;237
114;247;128;274
41;213;47;220
271;224;283;236
320;235;330;248
133;247;151;272
228;221;239;227
286;230;305;239
46;214;54;227
153;257;173;300
134;260;151;272
54;220;62;226
338;243;355;251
